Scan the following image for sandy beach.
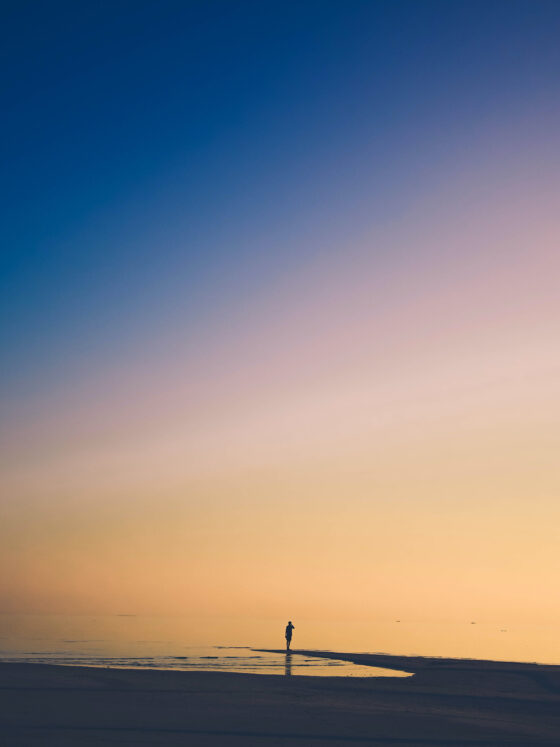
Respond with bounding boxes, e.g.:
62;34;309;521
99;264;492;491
1;651;559;745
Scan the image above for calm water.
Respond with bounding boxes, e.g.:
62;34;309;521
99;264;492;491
0;615;557;675
0;644;404;677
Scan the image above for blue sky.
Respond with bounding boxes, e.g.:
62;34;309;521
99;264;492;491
2;0;560;396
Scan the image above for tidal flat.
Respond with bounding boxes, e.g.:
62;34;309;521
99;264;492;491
1;651;559;745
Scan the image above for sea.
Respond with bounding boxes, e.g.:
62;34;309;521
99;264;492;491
0;614;557;676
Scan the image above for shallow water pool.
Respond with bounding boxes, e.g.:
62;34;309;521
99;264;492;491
0;646;410;677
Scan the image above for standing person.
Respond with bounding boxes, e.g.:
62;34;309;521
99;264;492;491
285;620;295;650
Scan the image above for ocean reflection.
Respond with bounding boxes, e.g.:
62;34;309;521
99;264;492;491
0;645;406;677
1;614;558;666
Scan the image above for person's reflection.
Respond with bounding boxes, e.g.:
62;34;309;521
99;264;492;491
284;651;292;676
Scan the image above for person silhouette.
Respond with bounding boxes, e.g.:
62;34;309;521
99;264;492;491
285;621;295;651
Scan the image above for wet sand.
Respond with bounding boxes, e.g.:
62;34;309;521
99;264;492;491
1;651;559;745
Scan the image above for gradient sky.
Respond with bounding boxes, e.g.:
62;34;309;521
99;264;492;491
1;1;559;630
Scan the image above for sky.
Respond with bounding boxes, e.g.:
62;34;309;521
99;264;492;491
1;1;559;631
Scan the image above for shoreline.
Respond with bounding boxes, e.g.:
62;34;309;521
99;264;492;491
258;649;560;674
2;652;559;745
